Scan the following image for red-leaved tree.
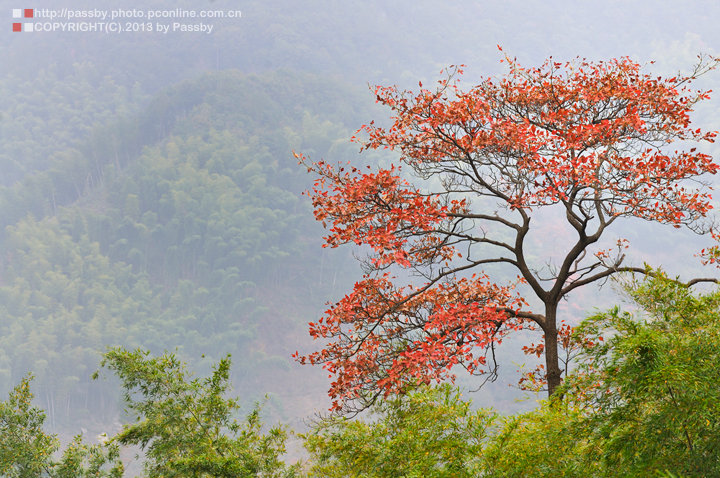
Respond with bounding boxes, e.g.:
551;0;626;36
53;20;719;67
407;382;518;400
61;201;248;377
295;51;720;412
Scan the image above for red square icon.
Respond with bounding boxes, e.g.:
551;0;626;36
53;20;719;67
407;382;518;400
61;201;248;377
12;23;22;32
24;9;34;18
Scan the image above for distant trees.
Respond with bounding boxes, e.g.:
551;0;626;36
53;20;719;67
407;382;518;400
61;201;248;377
297;53;720;410
0;70;362;427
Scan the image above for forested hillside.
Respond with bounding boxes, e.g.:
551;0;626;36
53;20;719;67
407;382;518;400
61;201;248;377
0;66;384;431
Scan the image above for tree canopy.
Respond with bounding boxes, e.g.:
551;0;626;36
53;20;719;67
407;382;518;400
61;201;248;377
485;274;720;476
297;52;720;411
96;347;300;478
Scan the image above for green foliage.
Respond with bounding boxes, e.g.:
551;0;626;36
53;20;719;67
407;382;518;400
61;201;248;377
0;69;362;426
52;436;124;478
97;347;300;477
484;275;720;477
0;216;136;422
0;62;141;188
6;277;720;477
0;375;123;477
565;275;720;476
482;402;600;477
0;375;56;477
303;384;492;477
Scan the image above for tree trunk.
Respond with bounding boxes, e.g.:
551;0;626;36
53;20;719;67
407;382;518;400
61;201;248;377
544;302;562;396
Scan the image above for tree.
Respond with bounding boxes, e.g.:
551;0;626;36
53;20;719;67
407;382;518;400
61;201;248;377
482;402;595;477
564;274;720;475
303;384;492;477
295;51;720;411
51;436;124;478
0;376;56;477
0;375;123;478
95;347;299;478
484;275;720;477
